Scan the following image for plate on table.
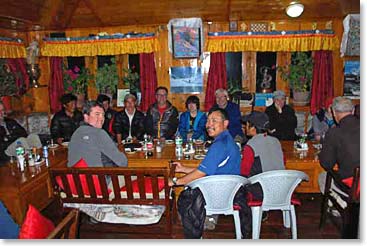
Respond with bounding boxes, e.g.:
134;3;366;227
48;143;58;149
125;149;136;154
194;154;206;160
61;142;69;147
165;140;174;145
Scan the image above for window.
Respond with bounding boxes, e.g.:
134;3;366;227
226;52;242;95
128;54;141;95
256;52;277;93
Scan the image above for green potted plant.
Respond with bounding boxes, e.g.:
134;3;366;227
0;60;17;97
63;65;93;95
122;66;140;94
277;52;313;106
95;58;119;95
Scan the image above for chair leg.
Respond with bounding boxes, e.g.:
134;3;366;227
251;206;262;239
233;211;242;239
290;205;297;239
282;210;291;228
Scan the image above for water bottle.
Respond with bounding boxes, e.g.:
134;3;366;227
156;140;162;153
188;137;194;153
15;141;25;157
175;133;183;158
43;145;49;167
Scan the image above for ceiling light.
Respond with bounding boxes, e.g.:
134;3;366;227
286;2;304;18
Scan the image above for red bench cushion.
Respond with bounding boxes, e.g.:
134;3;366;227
18;205;55;239
120;177;165;193
246;192;301;206
55;158;108;196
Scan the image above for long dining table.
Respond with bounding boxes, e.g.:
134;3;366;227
0;140;323;224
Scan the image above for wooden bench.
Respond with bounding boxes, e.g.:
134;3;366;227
47;209;80;239
48;165;176;238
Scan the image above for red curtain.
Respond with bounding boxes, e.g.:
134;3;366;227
49;57;64;114
139;52;158;112
310;51;334;115
204;52;227;111
6;58;29;96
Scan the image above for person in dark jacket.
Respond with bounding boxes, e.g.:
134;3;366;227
145;86;179;140
50;93;83;145
318;96;360;193
265;90;297;140
97;94;117;140
0;101;27;166
209;88;244;141
113;93;145;144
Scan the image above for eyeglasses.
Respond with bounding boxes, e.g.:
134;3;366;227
216;95;227;99
207;118;224;124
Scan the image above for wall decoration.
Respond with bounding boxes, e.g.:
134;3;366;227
170;66;203;93
255;52;277;93
343;60;360;98
229;21;238;32
117;89;130;107
171;26;201;58
167;18;203;59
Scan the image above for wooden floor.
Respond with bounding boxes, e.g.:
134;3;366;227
45;193;342;239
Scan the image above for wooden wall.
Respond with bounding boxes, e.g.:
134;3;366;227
1;18;354;114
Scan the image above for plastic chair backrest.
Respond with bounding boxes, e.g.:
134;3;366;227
187;175;249;213
248;170;309;210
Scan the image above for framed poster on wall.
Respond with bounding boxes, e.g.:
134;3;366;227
343;60;360;98
171;26;201;58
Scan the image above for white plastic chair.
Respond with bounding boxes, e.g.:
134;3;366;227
247;170;309;239
186;175;249;239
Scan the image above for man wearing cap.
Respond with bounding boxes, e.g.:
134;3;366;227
265;90;297;140
240;111;284;183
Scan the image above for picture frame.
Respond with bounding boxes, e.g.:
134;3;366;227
170;66;203;93
117;89;130;107
229;21;238;32
171;25;201;58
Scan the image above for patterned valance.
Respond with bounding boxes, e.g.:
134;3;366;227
206;30;339;52
41;33;159;57
0;37;26;58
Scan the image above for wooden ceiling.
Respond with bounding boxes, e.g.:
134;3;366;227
0;0;360;32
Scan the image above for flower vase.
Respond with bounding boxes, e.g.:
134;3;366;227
292;90;310;106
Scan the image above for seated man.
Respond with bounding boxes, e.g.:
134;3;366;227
240;111;285;201
318;97;359;194
265;90;297;140
178;95;207;142
209;88;244;141
113;93;146;144
0;101;27;166
145;86;179;140
96;94;117;140
50;93;83;145
68;101;127;167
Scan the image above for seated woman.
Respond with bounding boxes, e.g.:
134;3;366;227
311;97;335;142
178;95;207;142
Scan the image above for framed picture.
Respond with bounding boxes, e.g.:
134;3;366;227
171;26;201;58
229;21;238;32
343;60;360;98
117;89;130;107
170;66;203;93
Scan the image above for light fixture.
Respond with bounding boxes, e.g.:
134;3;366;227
286;2;304;18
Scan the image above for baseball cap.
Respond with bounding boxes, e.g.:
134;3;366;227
241;111;270;130
273;90;286;99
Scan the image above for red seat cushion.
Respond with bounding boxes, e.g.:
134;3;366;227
342;177;360;197
246;192;301;207
55;158;109;196
120;177;165;193
18;205;55;239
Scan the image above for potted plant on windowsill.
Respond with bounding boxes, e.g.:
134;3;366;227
63;65;93;109
95;58;119;95
277;52;313;106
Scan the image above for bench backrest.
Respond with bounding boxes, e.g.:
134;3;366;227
49;166;174;207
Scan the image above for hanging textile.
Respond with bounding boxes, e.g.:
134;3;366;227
206;30;339;52
310;51;334;115
340;14;360;57
0;37;26;58
204;53;227;111
49;57;64;114
41;33;159;57
6;58;29;96
139;52;158;112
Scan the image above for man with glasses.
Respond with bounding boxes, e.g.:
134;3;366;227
145;86;179;140
210;88;244;141
68;100;127;167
